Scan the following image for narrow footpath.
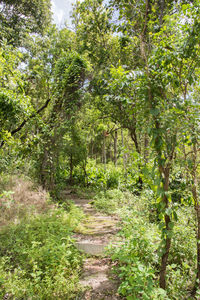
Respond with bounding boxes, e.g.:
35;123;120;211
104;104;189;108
69;194;122;299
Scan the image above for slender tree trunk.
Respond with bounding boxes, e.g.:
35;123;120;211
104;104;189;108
69;154;74;185
40;148;48;189
159;167;171;290
191;181;200;295
81;158;88;187
191;143;200;295
103;133;106;169
121;129;127;173
114;130;118;166
159;0;165;24
196;205;200;287
49;136;57;191
130;129;143;188
130;129;140;155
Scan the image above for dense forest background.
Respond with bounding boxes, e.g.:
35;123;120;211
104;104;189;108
1;0;200;298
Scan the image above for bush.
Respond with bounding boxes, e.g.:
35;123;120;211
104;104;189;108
109;210;163;299
73;159;142;191
166;206;196;299
107;191;197;299
78;160;123;189
0;206;84;299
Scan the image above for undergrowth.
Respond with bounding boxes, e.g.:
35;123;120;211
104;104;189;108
93;188;197;299
0;175;85;299
0;175;52;226
93;188;135;214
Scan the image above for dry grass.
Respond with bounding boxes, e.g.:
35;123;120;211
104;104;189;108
0;175;54;227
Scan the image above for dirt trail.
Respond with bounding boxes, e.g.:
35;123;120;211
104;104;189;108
69;194;122;300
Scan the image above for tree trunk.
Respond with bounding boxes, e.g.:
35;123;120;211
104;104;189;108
196;205;200;288
159;0;166;24
121;129;127;173
159;167;171;290
191;184;200;295
191;142;200;295
40;148;48;189
130;129;143;188
130;129;140;154
114;130;118;166
103;134;106;169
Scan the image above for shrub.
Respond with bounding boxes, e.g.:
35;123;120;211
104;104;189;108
108;194;197;299
0;206;84;299
109;210;163;299
93;189;134;214
83;160;123;189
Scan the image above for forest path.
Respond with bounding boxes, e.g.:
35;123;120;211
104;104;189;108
67;193;122;299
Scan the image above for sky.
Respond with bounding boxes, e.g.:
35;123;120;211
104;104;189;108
51;0;75;27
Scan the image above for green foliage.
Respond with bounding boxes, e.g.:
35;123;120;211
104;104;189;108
109;205;162;299
166;207;196;299
72;0;112;65
86;160;123;189
109;191;197;299
0;0;51;46
0;44;34;146
63;124;87;181
0;206;84;299
0;89;32;128
170;170;192;204
93;188;129;214
54;51;87;102
2;0;200;297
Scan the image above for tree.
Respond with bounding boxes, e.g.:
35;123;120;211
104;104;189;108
107;0;200;290
0;43;33;146
0;0;51;46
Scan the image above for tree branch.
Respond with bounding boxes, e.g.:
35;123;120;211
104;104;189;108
0;97;51;148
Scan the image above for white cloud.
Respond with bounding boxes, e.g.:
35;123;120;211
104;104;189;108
51;0;74;27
